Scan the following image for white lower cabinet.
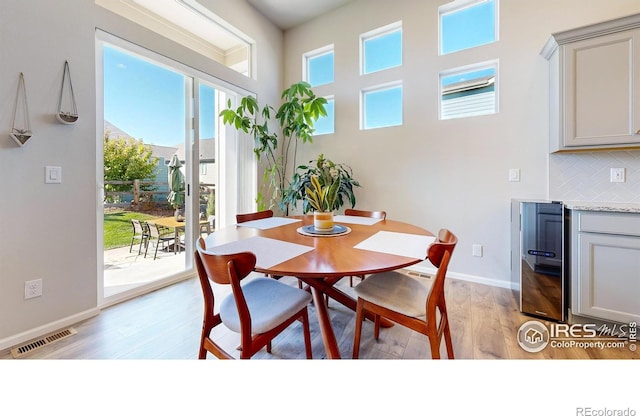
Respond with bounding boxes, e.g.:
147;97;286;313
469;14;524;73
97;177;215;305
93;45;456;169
571;211;640;324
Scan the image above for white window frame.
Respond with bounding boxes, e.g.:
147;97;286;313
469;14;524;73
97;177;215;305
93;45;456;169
303;44;334;87
439;60;499;120
360;21;403;75
360;81;403;130
439;0;499;55
96;0;256;78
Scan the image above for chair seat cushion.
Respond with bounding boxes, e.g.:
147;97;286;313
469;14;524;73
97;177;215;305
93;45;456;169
354;271;433;318
220;277;312;334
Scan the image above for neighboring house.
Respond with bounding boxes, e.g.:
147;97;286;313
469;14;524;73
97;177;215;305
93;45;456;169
104;120;216;204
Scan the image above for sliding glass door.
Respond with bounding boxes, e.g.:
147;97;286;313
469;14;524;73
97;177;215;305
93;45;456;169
97;32;250;305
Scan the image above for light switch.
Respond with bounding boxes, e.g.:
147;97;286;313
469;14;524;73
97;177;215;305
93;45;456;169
610;167;625;183
45;166;62;184
508;168;520;182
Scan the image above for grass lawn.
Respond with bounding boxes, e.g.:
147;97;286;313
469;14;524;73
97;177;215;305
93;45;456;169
104;211;158;250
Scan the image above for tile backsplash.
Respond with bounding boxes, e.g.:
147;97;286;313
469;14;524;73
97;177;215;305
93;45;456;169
549;149;640;203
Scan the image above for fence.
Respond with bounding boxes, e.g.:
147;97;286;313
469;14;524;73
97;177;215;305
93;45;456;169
104;180;214;212
104;179;168;209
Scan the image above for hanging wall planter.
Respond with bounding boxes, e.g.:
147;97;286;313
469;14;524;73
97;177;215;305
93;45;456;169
56;60;78;124
10;72;33;147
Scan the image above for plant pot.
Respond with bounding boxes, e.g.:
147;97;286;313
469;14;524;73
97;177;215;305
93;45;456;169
313;211;334;231
174;208;185;222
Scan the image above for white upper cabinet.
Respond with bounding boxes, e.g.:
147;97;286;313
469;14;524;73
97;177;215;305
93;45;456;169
542;13;640;152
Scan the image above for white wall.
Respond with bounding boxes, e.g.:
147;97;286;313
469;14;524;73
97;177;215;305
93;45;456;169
282;0;640;286
0;0;282;349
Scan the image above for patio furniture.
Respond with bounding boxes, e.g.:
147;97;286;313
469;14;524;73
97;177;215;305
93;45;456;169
129;219;149;255
352;229;458;359
145;222;176;260
194;237;313;359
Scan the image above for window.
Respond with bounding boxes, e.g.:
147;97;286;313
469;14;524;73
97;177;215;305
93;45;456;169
362;83;403;130
304;45;334;87
440;61;498;120
96;0;254;77
361;22;402;75
313;98;334;135
440;0;497;55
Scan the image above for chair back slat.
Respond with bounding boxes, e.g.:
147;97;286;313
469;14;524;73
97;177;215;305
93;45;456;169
236;210;274;224
344;208;386;219
427;229;457;268
196;237;256;285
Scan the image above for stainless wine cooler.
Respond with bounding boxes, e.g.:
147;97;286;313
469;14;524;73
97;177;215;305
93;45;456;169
511;200;566;322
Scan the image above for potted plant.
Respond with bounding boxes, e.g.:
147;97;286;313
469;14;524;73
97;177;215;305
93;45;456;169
285;154;361;216
305;174;341;230
219;81;327;214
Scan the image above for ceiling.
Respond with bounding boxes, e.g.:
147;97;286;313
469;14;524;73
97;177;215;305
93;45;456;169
246;0;355;30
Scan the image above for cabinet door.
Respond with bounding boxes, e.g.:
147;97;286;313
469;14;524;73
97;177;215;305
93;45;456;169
577;233;640;323
563;30;640;147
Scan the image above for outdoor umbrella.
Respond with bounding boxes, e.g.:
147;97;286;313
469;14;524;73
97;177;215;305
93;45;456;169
167;154;185;218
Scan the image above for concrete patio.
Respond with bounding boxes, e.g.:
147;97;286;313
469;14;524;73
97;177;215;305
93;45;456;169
103;243;187;297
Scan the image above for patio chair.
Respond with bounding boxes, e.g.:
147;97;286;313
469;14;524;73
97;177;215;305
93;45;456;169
129;219;149;255
352;229;458;359
194;237;313;359
145;222;176;260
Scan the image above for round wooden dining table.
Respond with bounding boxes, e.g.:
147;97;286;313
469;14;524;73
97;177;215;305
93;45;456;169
203;214;434;359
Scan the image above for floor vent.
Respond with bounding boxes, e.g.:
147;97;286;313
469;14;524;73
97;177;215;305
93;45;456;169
407;271;433;279
11;328;77;358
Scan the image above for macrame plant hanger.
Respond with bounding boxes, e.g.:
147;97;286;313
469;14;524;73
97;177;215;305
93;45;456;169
10;72;33;147
56;60;79;124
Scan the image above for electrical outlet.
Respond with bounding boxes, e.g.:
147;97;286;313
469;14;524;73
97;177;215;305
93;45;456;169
610;168;625;183
472;244;483;257
24;279;42;299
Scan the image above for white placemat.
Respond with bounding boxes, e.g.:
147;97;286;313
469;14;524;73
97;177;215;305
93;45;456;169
236;217;302;230
333;215;382;225
207;236;313;269
354;231;435;259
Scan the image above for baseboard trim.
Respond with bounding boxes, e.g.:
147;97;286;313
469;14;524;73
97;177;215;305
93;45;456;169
404;265;512;289
100;271;194;309
0;308;100;353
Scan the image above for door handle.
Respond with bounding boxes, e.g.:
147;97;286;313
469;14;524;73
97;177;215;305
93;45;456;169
527;249;556;258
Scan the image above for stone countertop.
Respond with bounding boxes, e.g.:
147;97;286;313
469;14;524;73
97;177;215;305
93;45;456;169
562;201;640;213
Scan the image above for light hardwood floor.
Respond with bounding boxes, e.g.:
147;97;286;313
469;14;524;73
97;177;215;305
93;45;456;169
1;274;637;360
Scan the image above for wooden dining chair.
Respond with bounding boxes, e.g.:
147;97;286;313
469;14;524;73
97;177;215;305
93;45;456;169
194;237;313;359
344;209;387;286
352;229;458;359
236;209;274;224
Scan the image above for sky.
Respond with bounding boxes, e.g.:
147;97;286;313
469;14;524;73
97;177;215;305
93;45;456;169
103;45;215;147
103;0;495;145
